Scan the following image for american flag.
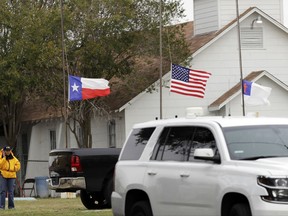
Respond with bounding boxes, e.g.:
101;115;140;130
170;64;211;98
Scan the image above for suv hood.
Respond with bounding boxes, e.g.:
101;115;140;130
234;157;288;176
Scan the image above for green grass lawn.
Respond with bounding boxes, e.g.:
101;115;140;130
0;197;113;216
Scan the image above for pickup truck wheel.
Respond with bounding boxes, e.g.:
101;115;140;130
80;190;106;210
229;203;251;216
129;201;153;216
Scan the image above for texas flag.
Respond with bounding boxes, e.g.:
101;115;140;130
68;75;110;101
243;80;272;106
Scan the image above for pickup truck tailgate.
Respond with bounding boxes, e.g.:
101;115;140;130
48;150;85;191
49;151;73;178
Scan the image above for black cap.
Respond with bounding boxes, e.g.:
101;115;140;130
4;146;12;151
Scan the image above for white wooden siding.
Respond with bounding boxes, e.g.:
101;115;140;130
192;20;288;102
194;0;219;35
194;0;283;35
219;0;282;27
113;112;126;147
90;113;125;148
25;121;62;179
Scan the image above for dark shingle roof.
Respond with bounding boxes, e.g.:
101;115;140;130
21;98;64;122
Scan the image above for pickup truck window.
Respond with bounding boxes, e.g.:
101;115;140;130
223;125;288;160
151;126;216;162
120;127;156;160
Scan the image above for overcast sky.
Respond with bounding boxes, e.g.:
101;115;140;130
180;0;288;27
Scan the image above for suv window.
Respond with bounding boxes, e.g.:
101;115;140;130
120;127;155;160
224;125;288;160
152;127;194;161
188;127;216;161
151;126;216;162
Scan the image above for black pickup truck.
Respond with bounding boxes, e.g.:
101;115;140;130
47;148;121;209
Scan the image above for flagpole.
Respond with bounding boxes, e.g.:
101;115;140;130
159;0;163;120
235;0;246;116
60;0;68;147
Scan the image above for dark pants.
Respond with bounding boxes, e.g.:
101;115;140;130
0;175;16;209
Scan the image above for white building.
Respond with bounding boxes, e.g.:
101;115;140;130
20;0;288;182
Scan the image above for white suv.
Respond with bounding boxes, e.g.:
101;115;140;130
112;116;288;216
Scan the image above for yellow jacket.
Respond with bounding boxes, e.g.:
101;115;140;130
0;149;21;178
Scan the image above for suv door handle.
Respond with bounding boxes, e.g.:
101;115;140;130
147;171;157;176
180;174;190;178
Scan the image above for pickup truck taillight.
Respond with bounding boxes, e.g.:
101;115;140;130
71;155;83;172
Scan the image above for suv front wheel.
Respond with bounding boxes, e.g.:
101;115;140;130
129;201;153;216
229;203;251;216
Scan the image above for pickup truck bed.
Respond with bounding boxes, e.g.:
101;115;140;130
48;148;121;209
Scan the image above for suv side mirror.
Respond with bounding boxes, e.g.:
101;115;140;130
194;148;221;164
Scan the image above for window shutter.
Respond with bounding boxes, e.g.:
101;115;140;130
241;27;263;49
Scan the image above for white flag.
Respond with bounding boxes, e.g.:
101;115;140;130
243;80;272;106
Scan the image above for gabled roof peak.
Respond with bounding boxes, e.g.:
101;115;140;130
208;71;288;111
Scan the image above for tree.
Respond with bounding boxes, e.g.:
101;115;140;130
0;0;191;149
63;0;191;148
0;0;63;149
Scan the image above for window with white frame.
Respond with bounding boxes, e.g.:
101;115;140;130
108;119;116;148
50;130;56;150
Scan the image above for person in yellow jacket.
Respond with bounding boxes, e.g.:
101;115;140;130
0;146;21;210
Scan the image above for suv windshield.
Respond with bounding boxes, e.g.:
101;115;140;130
223;125;288;160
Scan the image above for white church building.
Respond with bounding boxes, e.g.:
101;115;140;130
18;0;288;183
